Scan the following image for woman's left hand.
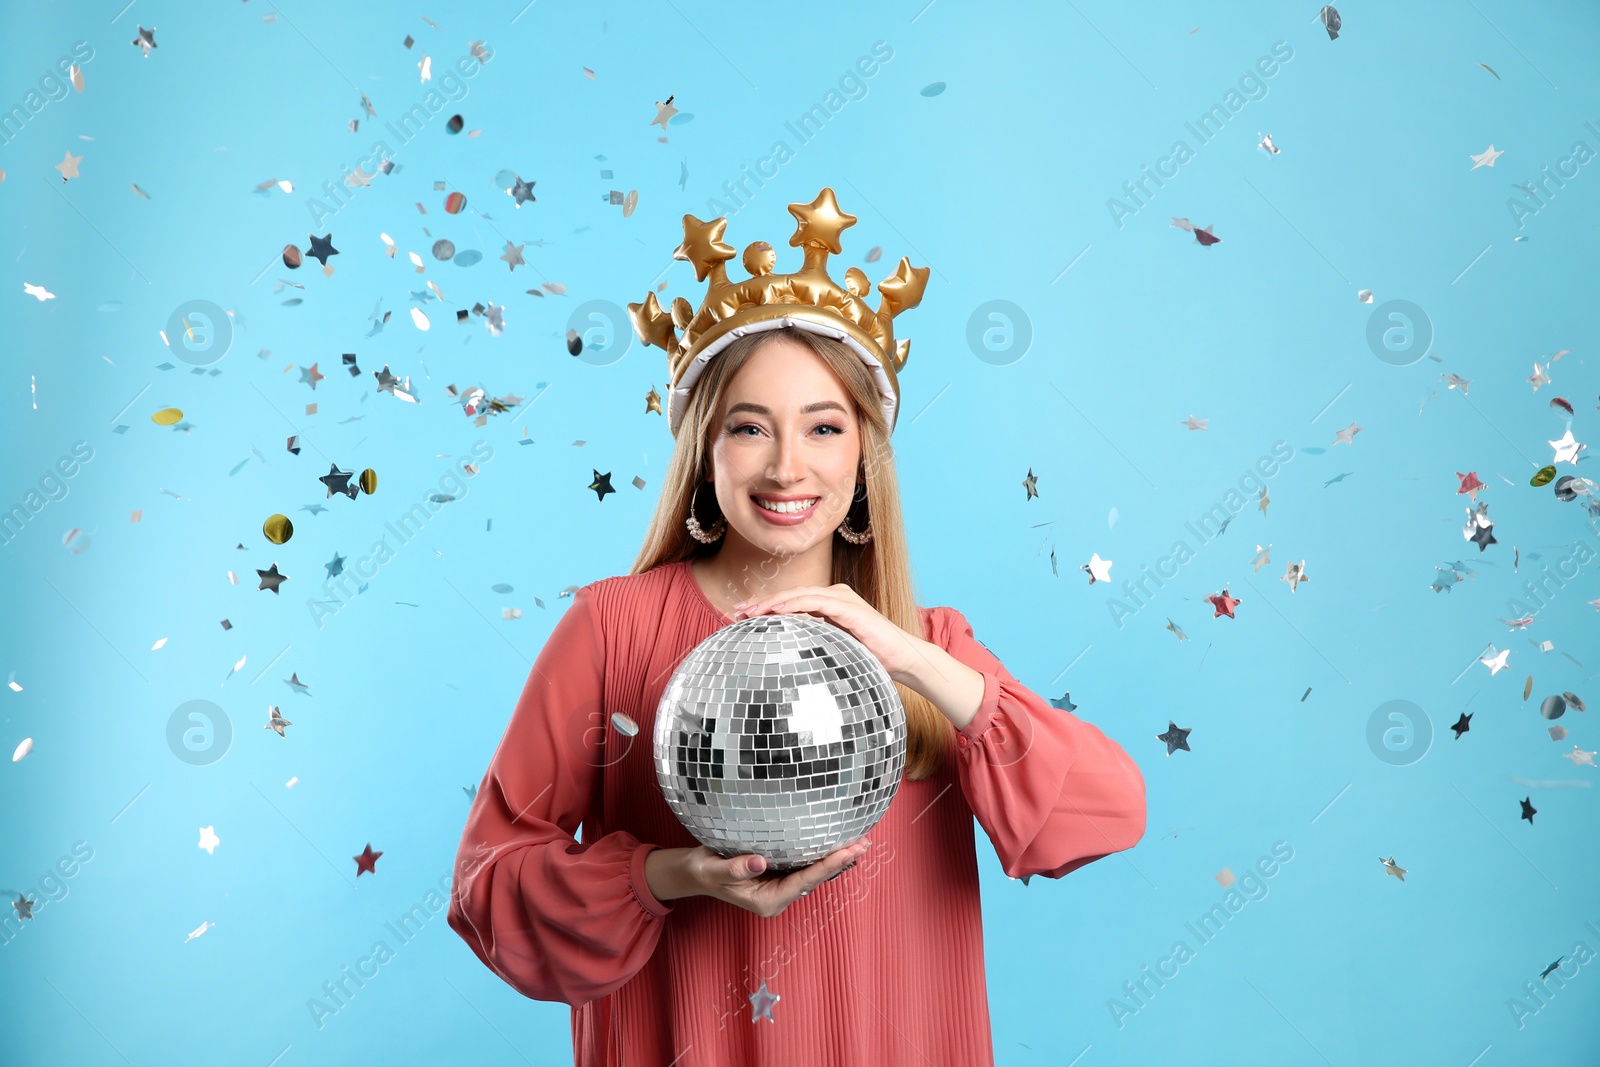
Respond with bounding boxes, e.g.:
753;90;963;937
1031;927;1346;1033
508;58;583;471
732;584;931;685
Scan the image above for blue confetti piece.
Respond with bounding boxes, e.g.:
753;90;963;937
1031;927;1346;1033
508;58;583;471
920;82;946;97
454;249;483;267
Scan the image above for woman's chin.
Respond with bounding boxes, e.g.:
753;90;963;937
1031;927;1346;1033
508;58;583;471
735;521;815;550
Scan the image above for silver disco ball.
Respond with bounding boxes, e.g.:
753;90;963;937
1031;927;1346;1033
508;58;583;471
654;613;906;872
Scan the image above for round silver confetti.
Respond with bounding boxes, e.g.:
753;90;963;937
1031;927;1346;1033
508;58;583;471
611;712;639;737
1540;694;1567;720
653;614;904;873
432;239;456;261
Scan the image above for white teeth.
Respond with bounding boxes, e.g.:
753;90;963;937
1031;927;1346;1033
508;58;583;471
754;497;818;514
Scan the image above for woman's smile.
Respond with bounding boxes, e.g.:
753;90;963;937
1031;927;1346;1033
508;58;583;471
750;494;821;525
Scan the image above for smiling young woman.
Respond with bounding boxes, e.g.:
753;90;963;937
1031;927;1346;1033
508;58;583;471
448;192;1146;1067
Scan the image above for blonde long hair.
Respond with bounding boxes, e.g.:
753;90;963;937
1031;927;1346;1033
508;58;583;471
629;327;953;780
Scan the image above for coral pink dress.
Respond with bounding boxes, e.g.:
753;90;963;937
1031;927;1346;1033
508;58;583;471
448;559;1146;1066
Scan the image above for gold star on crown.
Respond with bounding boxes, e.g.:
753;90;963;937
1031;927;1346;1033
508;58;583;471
628;187;930;438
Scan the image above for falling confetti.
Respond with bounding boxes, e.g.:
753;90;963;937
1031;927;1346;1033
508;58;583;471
1319;5;1341;39
354;843;383;876
263;514;293;544
651;94;679;130
1470;144;1503;169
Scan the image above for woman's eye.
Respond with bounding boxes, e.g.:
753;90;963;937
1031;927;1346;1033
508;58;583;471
731;423;844;436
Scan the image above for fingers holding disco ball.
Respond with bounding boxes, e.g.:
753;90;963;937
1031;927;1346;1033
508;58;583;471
732;584;925;683
689;839;875;918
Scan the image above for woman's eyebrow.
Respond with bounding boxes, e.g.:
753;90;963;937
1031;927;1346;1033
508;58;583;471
725;401;848;416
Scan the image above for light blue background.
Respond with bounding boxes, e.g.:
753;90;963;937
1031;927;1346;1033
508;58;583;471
2;1;1598;1064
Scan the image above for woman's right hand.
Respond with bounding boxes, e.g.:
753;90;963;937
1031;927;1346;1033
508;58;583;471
683;839;874;918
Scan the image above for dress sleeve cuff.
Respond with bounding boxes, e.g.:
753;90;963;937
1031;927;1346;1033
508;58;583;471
954;668;1003;750
629;843;675;919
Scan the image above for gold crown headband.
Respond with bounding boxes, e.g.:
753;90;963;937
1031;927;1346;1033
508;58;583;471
628;187;930;439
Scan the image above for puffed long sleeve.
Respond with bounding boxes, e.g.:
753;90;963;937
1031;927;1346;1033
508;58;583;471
936;606;1147;880
447;585;675;1007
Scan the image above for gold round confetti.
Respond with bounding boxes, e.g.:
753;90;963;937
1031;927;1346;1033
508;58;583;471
359;468;378;495
1531;465;1557;487
263;514;294;544
282;244;303;269
622;189;638;218
151;407;183;425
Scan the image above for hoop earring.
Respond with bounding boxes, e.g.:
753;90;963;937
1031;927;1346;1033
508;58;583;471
836;483;872;545
685;482;726;544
